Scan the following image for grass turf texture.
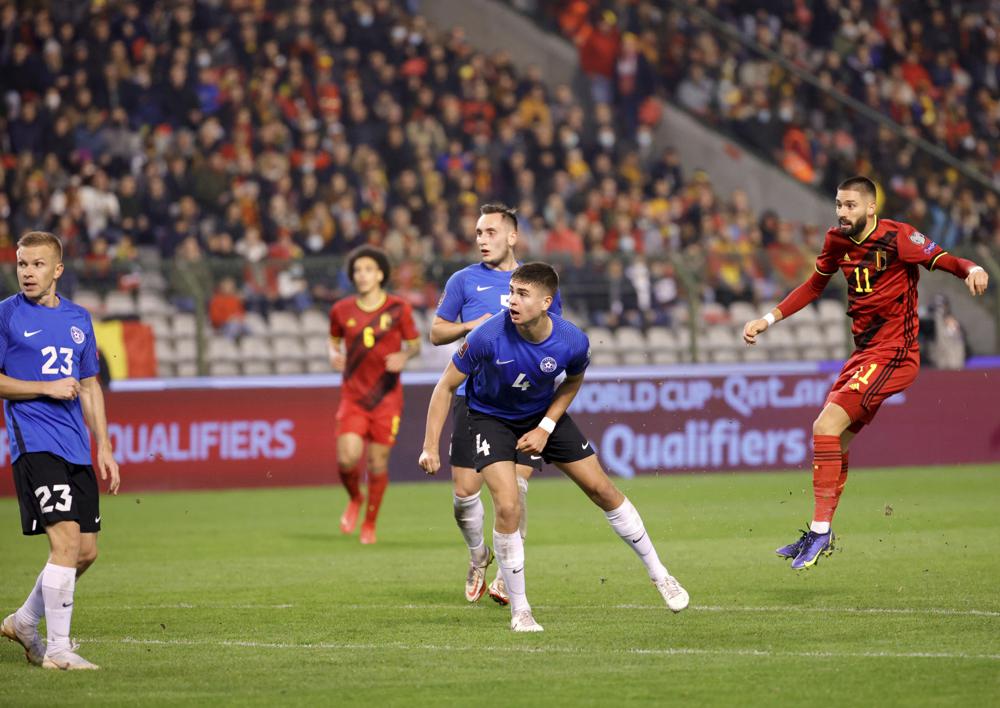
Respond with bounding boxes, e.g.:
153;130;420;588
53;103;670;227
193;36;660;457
1;464;998;707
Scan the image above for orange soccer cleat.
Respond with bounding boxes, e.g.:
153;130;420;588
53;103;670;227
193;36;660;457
359;521;377;545
340;496;363;534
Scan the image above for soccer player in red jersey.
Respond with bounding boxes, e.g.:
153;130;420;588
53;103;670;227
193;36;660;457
743;176;989;570
329;246;420;544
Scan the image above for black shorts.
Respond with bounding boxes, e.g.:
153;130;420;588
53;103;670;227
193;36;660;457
12;452;102;536
449;396;543;471
467;408;595;472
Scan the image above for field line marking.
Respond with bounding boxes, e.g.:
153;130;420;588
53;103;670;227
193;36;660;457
354;603;1000;618
91;603;1000;618
80;636;1000;662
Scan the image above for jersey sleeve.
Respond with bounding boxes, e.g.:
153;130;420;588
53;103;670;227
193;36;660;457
328;304;343;338
398;300;419;340
566;332;591;376
436;270;466;322
896;225;945;267
814;230;843;276
452;321;491;376
550;288;564;316
79;314;99;379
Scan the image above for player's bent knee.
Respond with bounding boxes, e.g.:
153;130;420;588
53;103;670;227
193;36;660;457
452;467;482;497
812;416;840;437
337;452;362;469
589;480;621;510
77;547;98;570
494;499;520;528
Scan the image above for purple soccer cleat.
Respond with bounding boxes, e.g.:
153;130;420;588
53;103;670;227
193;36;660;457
790;530;836;570
775;528;810;559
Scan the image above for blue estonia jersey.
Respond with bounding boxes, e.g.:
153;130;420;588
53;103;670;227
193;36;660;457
452;311;590;420
436;263;563;396
0;293;99;464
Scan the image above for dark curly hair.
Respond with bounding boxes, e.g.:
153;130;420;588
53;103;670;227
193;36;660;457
346;245;391;286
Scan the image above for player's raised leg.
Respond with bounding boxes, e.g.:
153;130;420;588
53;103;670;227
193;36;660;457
360;442;392;545
787;403;853;570
555;454;689;612
482;460;542;631
336;432;365;535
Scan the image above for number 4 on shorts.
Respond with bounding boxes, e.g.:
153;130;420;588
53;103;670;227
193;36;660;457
476;434;491;456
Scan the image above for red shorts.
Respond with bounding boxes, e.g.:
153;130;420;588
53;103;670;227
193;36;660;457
336;395;403;446
825;347;919;432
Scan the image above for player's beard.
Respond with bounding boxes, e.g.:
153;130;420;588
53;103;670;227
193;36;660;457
839;215;866;238
482;244;512;268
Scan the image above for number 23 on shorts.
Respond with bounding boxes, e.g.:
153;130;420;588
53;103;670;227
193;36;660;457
848;362;878;391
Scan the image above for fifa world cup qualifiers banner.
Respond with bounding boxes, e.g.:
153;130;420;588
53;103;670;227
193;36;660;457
0;366;996;495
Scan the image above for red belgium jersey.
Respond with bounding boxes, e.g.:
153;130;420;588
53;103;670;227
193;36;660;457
329;293;418;410
814;217;945;352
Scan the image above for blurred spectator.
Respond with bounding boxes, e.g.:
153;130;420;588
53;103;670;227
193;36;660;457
209;276;250;340
575;10;620;105
169;237;213;313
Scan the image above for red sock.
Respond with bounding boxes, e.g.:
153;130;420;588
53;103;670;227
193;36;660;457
340;466;362;501
830;451;849;517
812;435;842;524
365;473;388;524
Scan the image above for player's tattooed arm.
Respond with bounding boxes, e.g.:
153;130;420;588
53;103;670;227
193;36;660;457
419;362;468;475
79;376;120;494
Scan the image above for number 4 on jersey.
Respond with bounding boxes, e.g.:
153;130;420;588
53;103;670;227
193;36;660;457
511;373;531;391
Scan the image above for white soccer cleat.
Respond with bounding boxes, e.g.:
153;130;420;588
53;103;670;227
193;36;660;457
510;609;544;632
1;613;45;666
654;575;690;613
487;572;510;606
41;648;100;670
465;546;493;602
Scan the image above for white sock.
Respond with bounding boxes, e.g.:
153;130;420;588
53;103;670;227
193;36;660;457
454;492;486;555
14;569;45;627
516;476;529;540
493;529;528;613
605;498;668;582
41;563;76;655
810;521;831;534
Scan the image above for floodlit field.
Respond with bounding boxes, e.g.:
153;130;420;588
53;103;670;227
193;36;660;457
1;465;998;706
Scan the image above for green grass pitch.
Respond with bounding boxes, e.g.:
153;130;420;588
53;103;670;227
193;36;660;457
1;464;998;706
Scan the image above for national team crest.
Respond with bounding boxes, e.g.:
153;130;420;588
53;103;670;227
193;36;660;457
540;356;557;373
875;249;887;271
909;232;926;246
70;326;85;344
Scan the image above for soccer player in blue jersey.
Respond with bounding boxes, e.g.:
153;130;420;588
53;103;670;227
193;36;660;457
0;231;120;670
430;203;563;605
420;262;688;632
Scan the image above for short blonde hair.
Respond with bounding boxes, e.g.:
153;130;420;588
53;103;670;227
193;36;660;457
17;231;63;262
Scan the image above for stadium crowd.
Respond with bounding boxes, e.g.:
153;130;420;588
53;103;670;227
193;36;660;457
530;0;1000;250
0;0;992;341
